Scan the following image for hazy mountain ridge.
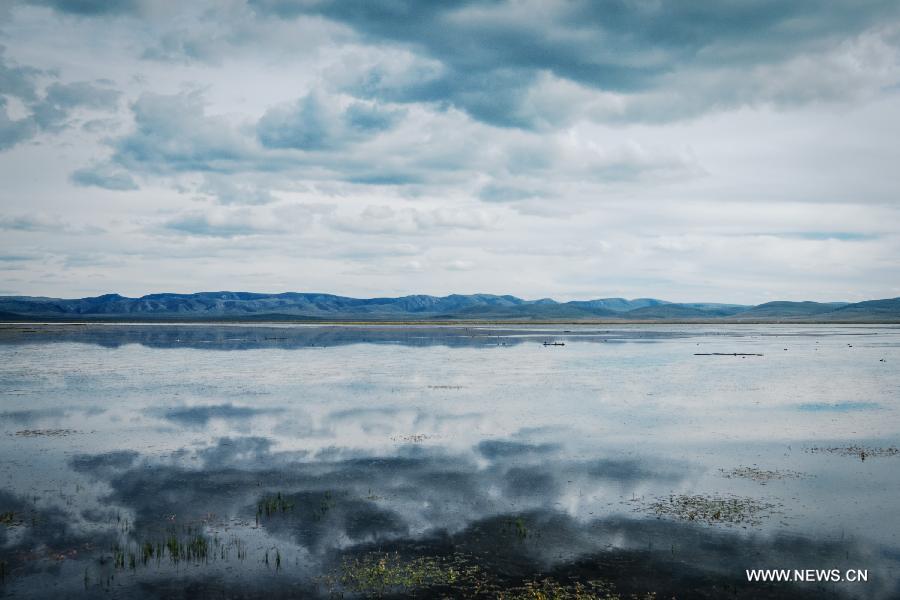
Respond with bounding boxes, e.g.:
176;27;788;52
1;293;898;322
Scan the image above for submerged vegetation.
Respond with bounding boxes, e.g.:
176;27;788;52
643;494;778;526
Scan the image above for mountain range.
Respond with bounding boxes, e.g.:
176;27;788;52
1;292;898;322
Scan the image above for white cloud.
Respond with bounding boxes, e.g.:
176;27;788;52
0;1;899;301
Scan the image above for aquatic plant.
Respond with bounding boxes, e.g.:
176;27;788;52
256;492;294;524
337;552;473;595
719;466;806;484
806;445;899;461
107;530;212;571
503;516;529;540
14;429;80;437
331;552;654;599
498;578;656;600
316;491;336;519
643;494;777;526
390;433;432;443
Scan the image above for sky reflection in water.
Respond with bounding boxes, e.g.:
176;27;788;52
0;324;898;598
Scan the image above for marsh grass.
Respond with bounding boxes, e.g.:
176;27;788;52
336;552;478;596
390;433;433;443
14;429;80;437
498;579;656;600
503;517;529;540
719;466;806;484
329;552;654;599
315;491;336;520
256;492;294;524
108;528;215;571
806;445;899;461
643;494;777;526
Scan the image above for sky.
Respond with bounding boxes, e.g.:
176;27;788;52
1;0;899;303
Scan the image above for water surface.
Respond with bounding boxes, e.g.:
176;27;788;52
0;324;898;598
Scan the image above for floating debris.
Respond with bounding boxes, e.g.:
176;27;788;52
427;385;463;390
543;341;565;346
806;445;899;461
720;466;806;484
642;494;778;526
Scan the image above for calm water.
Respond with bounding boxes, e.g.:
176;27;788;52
0;324;898;599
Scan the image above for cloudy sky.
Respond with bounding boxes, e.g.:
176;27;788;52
1;0;899;303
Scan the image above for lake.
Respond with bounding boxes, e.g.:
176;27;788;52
0;323;898;598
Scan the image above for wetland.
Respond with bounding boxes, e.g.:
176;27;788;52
0;323;898;598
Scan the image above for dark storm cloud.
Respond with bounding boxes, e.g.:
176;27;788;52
250;0;900;127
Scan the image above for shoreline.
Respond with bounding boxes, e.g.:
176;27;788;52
2;320;899;326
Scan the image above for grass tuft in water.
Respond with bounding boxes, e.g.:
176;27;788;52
643;494;777;526
806;445;899;461
256;492;295;524
499;578;656;600
330;552;654;599
338;552;472;595
719;466;806;484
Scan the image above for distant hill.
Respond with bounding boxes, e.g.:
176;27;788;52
0;292;897;322
825;297;900;319
624;304;747;319
730;301;850;319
